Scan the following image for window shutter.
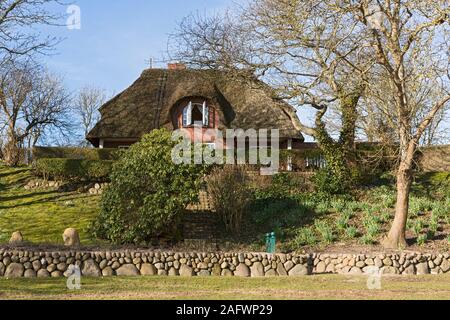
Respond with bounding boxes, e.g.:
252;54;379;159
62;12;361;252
182;106;188;127
186;102;193;126
202;101;209;127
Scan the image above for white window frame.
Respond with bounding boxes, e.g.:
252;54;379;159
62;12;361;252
183;101;210;128
186;101;193;126
202;101;209;127
287;138;293;171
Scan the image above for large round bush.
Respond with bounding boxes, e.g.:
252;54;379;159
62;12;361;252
91;129;209;244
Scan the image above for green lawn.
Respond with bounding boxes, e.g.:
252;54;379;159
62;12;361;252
0;275;449;300
0;165;100;245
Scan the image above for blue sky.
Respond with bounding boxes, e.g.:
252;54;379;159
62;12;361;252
43;0;231;96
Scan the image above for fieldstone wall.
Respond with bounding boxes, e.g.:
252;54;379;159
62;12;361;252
24;179;62;190
87;183;109;195
0;249;448;278
24;179;109;195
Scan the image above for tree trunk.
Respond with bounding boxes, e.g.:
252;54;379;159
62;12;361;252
339;92;361;159
313;90;361;189
382;144;415;249
4;131;23;167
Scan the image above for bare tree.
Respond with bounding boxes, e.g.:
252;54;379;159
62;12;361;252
0;59;33;165
341;0;450;248
0;0;63;59
0;0;66;163
172;0;376;186
23;69;72;148
0;60;72;166
75;86;105;146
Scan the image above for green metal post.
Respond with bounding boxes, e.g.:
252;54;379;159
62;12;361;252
266;232;276;254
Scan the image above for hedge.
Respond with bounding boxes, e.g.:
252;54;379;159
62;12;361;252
33;147;121;161
34;158;114;182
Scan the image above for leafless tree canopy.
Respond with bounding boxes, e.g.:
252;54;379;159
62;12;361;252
0;59;72;165
420;107;449;145
0;0;70;162
75;86;105;146
0;0;63;59
172;1;374;139
24;67;72;147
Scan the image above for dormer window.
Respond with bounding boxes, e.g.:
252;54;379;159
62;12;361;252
182;101;210;128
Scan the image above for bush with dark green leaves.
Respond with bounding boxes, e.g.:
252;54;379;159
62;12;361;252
34;158;114;182
33;147;121;160
249;197;308;232
312;167;349;195
91;129;210;244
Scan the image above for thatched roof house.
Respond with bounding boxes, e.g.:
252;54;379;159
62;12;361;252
87;64;304;149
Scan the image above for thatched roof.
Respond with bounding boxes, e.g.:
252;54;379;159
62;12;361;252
87;68;304;146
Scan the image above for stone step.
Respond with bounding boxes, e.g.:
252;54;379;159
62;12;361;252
182;212;219;240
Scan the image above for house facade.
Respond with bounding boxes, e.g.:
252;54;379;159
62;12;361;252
87;64;305;151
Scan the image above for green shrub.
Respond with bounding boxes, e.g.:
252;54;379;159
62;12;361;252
250;180;309;233
366;222;381;238
375;189;396;208
365;204;383;218
409;197;433;217
341;209;354;220
406;219;415;231
33;147;121;161
427;219;439;239
34;158;114;182
412;219;425;236
345;226;358;239
345;201;361;213
330;199;346;212
432;202;449;219
417;172;450;196
359;202;372;212
429;218;439;232
362;214;381;240
253;173;305;199
315;200;333;214
314;221;334;244
416;234;428;246
91;129;210;244
361;234;375;245
249;198;307;233
299;197;318;212
336;215;350;231
292;227;317;247
207;165;252;234
312;168;349;195
362;215;379;230
380;211;392;223
426;230;436;240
